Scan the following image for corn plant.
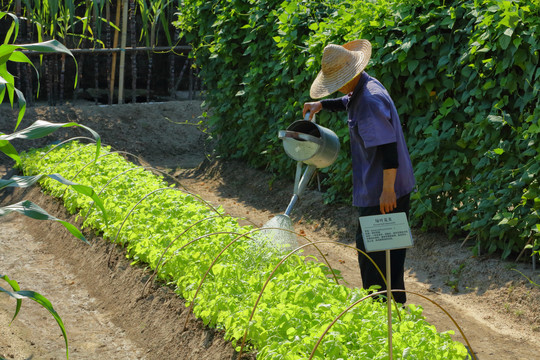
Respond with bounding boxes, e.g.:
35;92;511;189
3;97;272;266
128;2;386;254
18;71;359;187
0;17;107;359
137;0;173;101
2;0;112;103
1;275;69;359
0;11;105;246
0;12;81;128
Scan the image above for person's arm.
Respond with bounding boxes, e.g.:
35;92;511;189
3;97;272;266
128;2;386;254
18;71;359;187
379;142;399;214
303;98;347;120
380;169;397;214
320;98;347;112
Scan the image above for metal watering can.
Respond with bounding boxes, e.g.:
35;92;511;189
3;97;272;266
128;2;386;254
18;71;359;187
258;111;340;252
277;111;341;216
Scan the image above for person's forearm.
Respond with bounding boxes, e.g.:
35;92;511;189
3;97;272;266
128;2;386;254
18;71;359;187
380;168;397;214
320;98;347;112
382;168;397;192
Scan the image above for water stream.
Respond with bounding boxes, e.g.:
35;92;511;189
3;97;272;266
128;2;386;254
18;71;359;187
256;214;298;252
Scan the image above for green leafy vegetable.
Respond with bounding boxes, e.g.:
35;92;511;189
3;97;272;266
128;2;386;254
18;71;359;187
19;142;471;359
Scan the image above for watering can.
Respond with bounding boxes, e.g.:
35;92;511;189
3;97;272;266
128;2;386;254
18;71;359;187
277;111;341;216
258;112;340;251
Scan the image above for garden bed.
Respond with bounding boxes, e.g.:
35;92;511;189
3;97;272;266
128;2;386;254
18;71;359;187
1;100;539;359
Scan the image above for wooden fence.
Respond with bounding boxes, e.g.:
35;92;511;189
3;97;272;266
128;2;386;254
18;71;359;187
13;44;199;106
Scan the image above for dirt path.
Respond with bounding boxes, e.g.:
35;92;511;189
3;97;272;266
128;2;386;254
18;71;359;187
0;185;238;360
1;101;539;360
0;214;147;360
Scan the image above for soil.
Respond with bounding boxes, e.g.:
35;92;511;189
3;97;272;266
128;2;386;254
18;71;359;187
0;100;539;360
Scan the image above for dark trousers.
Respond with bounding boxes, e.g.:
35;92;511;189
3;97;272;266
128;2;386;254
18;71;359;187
356;194;410;304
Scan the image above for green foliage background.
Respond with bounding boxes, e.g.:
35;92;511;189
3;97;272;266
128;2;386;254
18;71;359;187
176;0;539;259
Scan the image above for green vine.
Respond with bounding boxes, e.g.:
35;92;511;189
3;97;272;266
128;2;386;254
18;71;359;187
176;0;539;259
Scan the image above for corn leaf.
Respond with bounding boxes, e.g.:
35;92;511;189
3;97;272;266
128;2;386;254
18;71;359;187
0;120;101;165
0;200;88;244
0;282;69;359
0;274;22;324
0;12;19;45
0;38;77;131
12;87;26;129
0;137;19;164
0;174;108;226
2;39;78;89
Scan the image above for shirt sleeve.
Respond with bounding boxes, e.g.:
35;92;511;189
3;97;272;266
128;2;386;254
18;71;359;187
354;94;396;148
379;142;399;169
320;98;347;112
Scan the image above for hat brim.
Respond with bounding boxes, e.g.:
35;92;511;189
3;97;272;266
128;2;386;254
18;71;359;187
310;39;372;99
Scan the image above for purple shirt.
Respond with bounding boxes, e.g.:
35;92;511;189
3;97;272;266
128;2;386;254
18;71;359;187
342;72;415;207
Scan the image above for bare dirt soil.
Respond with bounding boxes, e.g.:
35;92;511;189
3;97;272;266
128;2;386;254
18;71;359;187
0;100;539;360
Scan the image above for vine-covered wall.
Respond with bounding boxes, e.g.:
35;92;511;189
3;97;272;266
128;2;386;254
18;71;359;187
177;0;539;259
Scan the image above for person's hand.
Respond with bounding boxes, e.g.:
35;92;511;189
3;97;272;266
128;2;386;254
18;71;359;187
379;188;397;214
302;102;322;121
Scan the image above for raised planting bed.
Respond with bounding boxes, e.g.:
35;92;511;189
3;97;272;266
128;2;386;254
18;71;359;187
19;141;471;359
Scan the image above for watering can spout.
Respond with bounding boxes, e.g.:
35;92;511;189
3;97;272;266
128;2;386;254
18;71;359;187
284;194;298;217
295;163;317;197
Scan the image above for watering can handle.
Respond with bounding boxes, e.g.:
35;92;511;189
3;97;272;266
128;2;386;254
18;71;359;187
304;111;316;123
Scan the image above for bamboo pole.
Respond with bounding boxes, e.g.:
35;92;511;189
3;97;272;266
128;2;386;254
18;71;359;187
106;0;112;104
146;54;153;102
118;0;129;104
130;0;137;103
173;56;189;94
169;28;179;98
15;0;22;91
111;0;122;103
146;49;153;102
46;57;53;105
60;54;65;104
188;58;193;100
24;14;33;106
54;54;59;105
146;14;158;102
15;0;21;18
77;53;85;99
93;3;99;105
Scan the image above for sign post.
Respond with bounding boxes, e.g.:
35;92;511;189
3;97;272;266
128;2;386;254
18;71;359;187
359;212;414;360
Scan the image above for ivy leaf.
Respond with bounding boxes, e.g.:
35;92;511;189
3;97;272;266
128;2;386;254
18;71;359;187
499;28;513;50
408;59;419;73
499;13;520;29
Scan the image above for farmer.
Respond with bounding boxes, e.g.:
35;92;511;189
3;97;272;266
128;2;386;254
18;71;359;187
302;39;415;304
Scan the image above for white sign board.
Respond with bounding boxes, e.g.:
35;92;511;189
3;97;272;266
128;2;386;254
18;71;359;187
359;212;414;252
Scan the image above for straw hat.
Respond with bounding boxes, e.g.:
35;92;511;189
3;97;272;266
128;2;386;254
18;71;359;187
310;39;372;99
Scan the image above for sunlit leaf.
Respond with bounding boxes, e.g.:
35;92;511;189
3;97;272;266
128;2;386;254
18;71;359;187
0;200;88;244
0;120;101;164
0;174;108;226
0;281;69;359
